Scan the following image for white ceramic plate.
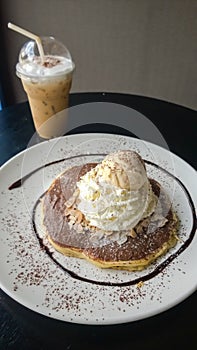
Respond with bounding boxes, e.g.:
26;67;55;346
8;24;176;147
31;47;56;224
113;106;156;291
0;133;196;325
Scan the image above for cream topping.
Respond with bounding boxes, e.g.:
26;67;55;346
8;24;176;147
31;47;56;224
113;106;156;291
76;150;157;232
17;55;74;78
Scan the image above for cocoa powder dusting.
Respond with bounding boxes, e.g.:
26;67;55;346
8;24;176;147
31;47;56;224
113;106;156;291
42;57;61;68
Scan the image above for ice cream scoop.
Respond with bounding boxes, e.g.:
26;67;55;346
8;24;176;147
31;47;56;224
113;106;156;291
76;150;157;231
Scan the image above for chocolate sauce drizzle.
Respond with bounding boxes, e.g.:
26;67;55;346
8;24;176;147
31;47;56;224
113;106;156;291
8;154;106;190
9;154;197;287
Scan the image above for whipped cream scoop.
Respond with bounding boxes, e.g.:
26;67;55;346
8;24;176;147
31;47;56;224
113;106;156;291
77;150;156;231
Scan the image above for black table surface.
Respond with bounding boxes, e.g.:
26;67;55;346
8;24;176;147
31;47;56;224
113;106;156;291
0;93;196;349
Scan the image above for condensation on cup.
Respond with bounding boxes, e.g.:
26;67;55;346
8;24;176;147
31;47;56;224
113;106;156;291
16;36;75;139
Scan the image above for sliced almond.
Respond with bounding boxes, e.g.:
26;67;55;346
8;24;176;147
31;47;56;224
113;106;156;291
64;208;71;216
69;216;76;225
65;189;79;208
129;229;137;238
75;210;83;223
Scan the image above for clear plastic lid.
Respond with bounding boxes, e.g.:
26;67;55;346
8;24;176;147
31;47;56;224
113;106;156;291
16;36;75;79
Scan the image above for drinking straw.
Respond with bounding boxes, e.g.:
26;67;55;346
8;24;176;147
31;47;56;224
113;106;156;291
8;22;45;63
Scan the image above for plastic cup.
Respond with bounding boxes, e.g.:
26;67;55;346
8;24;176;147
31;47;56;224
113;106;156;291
16;37;75;138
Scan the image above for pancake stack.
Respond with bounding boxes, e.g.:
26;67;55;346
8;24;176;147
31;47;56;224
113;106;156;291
42;151;179;271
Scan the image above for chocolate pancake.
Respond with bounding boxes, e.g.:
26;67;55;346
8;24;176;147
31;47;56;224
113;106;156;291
42;163;179;271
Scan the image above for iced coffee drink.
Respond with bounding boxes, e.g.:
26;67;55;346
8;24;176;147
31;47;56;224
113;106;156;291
16;37;75;138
